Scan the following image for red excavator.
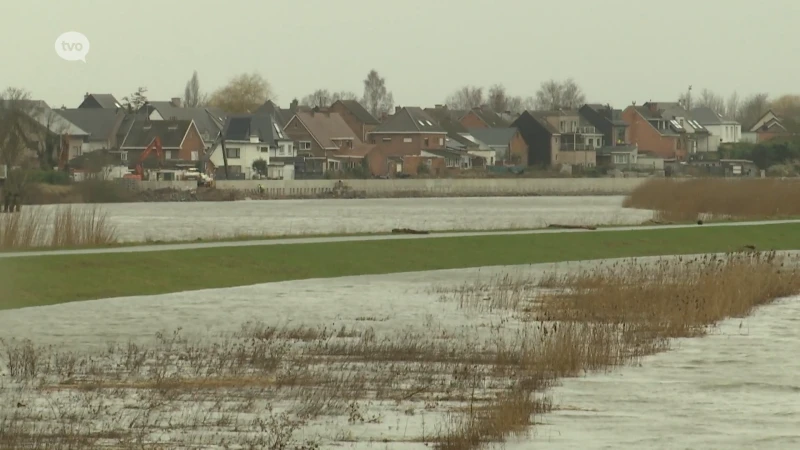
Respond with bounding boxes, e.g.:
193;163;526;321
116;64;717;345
123;137;164;180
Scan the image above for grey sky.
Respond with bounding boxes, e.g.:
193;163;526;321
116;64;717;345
3;0;798;110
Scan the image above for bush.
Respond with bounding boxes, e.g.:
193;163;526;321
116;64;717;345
24;170;71;185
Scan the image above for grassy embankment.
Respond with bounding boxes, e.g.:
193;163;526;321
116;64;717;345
624;177;800;221
2;222;800;309
1;252;798;449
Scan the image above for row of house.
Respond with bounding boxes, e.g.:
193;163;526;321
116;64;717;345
9;92;798;180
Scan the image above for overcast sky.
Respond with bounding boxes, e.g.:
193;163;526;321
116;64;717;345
3;0;798;110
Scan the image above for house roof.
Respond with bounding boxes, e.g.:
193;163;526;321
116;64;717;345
423;107;479;147
372;107;446;134
294;111;361;149
333;100;380;125
79;94;123;109
121;118;195;149
6;100;91;136
467;106;511;127
690;107;736;125
54;108;124;142
467;127;518;146
423;148;471;159
253;100;309;128
223;114;289;143
142;101;225;142
522;111;561;135
644;102;710;134
583;104;628;126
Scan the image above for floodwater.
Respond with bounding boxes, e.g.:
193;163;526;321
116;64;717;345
49;196;653;242
1;256;798;448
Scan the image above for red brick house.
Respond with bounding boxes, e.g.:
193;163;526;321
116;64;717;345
459;106;511;129
366;107;448;176
622;104;683;160
329;100;381;142
119;118;205;168
283;110;360;158
748;109;800;142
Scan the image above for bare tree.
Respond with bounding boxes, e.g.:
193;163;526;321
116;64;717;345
183;71;202;108
301;89;332;108
737;93;771;129
209;72;273;114
535;79;586;110
122;86;148;112
725;92;740;121
331;91;358;102
446;85;484;110
695;89;725;114
361;69;394;118
0;87;35;169
0;87;38;210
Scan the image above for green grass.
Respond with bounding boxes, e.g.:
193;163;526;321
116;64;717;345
2;222;800;310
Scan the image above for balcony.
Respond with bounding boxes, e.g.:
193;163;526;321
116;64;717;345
559;143;596;151
559;126;600;135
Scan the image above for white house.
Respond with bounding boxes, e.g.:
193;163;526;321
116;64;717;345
691;107;741;152
208;114;295;180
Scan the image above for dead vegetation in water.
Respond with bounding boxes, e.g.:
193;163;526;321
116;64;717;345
0;205;117;250
1;252;798;449
623;178;800;221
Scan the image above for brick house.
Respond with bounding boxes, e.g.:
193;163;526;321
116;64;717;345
512;111;597;167
622;102;712;160
119;118;205;169
424;105;485;151
283;110;360;158
748;109;800;142
329;100;381;142
366;107;448;176
459;106;510;129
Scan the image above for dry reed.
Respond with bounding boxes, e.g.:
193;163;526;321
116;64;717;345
1;252;797;449
623;178;800;221
0;205;117;250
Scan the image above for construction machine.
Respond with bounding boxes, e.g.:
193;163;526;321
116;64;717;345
124;137;164;180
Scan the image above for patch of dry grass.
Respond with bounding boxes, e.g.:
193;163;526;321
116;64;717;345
0;205;117;250
1;252;798;449
623;178;800;221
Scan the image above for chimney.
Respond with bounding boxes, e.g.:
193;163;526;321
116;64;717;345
84;92;89;99
290;99;299;112
171;97;181;107
395;106;402;114
647;103;658;114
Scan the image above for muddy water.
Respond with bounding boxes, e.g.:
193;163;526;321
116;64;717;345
2;258;795;448
42;196;653;242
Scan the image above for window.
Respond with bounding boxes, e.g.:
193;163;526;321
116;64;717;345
613;154;627;164
588;138;593;147
121;152;128;162
165;150;173;159
571;121;577;132
403;137;412;143
424;138;429;147
191;151;198;161
260;146;270;153
560;120;566;132
439;137;444;146
382;137;391;142
299;141;311;151
226;148;241;159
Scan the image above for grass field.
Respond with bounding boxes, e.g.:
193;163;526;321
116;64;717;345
2;222;800;310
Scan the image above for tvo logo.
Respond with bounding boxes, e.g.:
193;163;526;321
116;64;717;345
55;31;90;62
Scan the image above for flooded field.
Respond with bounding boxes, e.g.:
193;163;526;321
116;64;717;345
59;196;652;242
1;256;797;449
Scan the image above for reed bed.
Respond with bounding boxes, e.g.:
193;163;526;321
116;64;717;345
623;177;800;221
0;205;117;250
1;252;797;449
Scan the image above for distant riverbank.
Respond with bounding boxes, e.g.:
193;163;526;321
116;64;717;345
25;177;651;204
